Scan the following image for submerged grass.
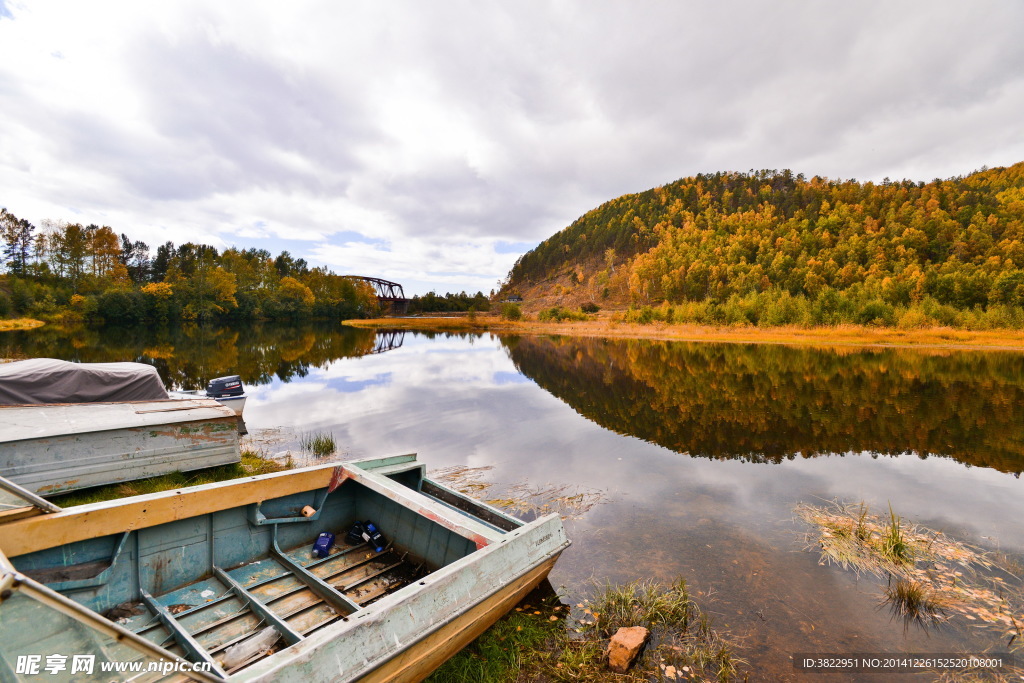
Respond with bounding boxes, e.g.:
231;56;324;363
430;465;607;521
52;449;290;507
882;577;949;631
428;579;748;683
796;500;931;574
797;499;1024;652
299;430;337;457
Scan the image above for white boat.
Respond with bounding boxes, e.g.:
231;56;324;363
0;399;241;496
0;359;244;495
168;376;247;416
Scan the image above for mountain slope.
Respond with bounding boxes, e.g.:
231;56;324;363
503;163;1024;325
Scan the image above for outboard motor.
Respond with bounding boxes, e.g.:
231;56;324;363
206;375;244;398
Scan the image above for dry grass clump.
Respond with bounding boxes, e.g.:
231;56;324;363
551;579;746;682
796;500;1024;649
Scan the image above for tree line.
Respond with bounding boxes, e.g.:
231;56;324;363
506;334;1024;474
0;211;380;323
1;321;383;390
505;162;1024;328
406;290;490;314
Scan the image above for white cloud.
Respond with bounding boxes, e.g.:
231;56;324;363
2;1;1022;295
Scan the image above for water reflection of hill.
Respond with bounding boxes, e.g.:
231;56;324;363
1;323;385;390
503;336;1024;475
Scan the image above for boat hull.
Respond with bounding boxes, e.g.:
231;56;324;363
168;391;247;416
356;555;559;683
0;456;570;682
0;399;240;496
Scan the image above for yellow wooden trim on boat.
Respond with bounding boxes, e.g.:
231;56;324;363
0;463;346;557
0;506;44;524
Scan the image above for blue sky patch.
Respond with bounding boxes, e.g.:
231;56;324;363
495;240;539;255
493;371;529;385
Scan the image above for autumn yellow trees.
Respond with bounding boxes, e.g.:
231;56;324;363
0;215;381;324
506;162;1024;328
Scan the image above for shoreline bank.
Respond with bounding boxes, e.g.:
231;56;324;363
344;315;1024;352
0;318;44;332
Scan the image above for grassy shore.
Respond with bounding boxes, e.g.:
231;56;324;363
0;317;44;332
428;578;747;682
345;314;1024;352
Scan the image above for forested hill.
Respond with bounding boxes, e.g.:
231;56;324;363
504;162;1024;327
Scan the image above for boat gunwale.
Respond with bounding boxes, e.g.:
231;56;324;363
0;456;417;557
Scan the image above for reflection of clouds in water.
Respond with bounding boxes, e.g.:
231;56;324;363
245;332;1024;560
15;326;1024;674
244;335;547;461
323;374;392;394
783;454;1024;550
237;330;1024;671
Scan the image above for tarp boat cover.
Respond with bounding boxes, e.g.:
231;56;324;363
0;358;169;405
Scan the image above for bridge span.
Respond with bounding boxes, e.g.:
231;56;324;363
342;276;410;315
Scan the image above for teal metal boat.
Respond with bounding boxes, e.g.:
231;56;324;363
0;454;570;681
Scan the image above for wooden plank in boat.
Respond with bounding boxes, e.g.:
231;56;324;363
284;603;338;635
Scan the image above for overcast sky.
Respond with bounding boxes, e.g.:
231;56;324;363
2;2;1022;296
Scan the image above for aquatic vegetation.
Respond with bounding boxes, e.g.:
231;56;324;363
797;500;1024;650
299;430;337;457
431;465;496;495
430;465;607;521
883;577;949;631
488;482;606;522
880;504;914;566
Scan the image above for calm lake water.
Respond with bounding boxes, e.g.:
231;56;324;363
5;323;1024;680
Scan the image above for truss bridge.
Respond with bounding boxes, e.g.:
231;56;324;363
343;276;410;315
